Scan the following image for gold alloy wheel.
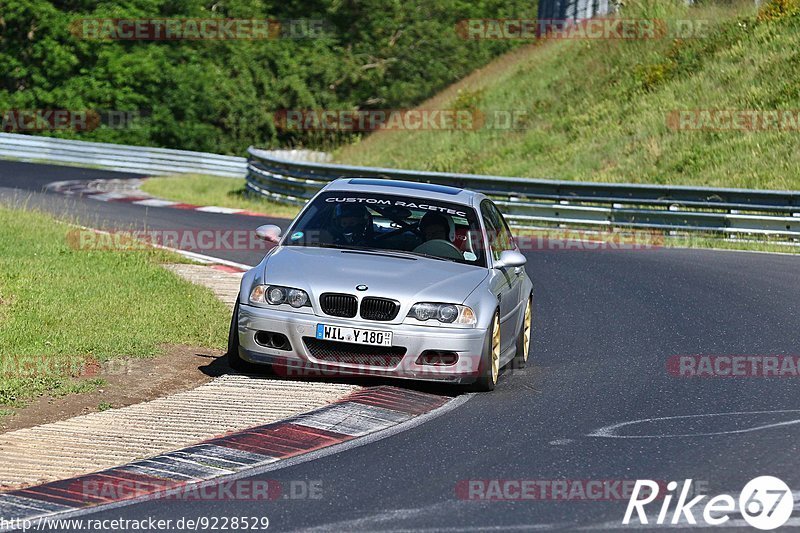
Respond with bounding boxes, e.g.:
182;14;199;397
523;298;532;362
491;313;501;384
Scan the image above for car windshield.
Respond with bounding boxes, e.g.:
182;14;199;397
284;191;486;267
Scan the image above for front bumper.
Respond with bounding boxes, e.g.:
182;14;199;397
237;303;487;383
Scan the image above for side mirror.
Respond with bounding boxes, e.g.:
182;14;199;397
495;250;527;269
255;224;282;243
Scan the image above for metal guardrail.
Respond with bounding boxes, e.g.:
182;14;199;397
538;0;614;22
0;132;247;178
247;147;800;238
1;133;795;238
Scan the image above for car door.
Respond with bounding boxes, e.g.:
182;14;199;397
481;200;521;356
488;200;525;312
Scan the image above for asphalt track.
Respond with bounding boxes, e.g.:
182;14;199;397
2;160;800;531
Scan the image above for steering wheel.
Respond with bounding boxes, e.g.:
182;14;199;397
373;222;424;241
413;239;463;260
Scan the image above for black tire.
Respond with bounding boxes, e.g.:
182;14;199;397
471;310;501;392
226;298;247;371
512;294;533;370
226;297;268;373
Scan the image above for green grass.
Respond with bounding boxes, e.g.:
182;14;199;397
0;207;230;409
140;174;301;219
335;0;800;191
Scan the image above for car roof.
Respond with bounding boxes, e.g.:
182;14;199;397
322;177;482;206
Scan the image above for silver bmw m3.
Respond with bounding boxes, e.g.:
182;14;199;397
227;178;533;391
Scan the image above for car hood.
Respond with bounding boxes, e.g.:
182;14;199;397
260;246;488;304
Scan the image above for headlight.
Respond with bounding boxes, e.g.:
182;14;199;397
408;303;476;325
287;288;310;308
250;285;267;303
250;285;310;308
267;286;286;304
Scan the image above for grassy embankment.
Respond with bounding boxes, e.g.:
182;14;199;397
0;207;230;415
337;0;800;190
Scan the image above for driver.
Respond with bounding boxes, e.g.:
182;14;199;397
418;212;450;243
331;203;373;245
412;212;463;260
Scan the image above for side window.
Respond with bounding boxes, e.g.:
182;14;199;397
491;202;516;252
481;200;514;261
481;207;500;261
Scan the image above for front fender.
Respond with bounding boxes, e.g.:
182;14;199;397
462;285;500;331
238;253;271;305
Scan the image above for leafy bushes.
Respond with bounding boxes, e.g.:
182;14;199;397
0;0;535;154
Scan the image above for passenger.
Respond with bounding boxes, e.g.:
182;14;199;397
330;203;373;245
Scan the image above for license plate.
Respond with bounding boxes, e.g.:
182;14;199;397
315;324;392;347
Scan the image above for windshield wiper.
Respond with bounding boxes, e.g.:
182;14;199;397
380;249;459;263
296;242;460;263
303;243;369;251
